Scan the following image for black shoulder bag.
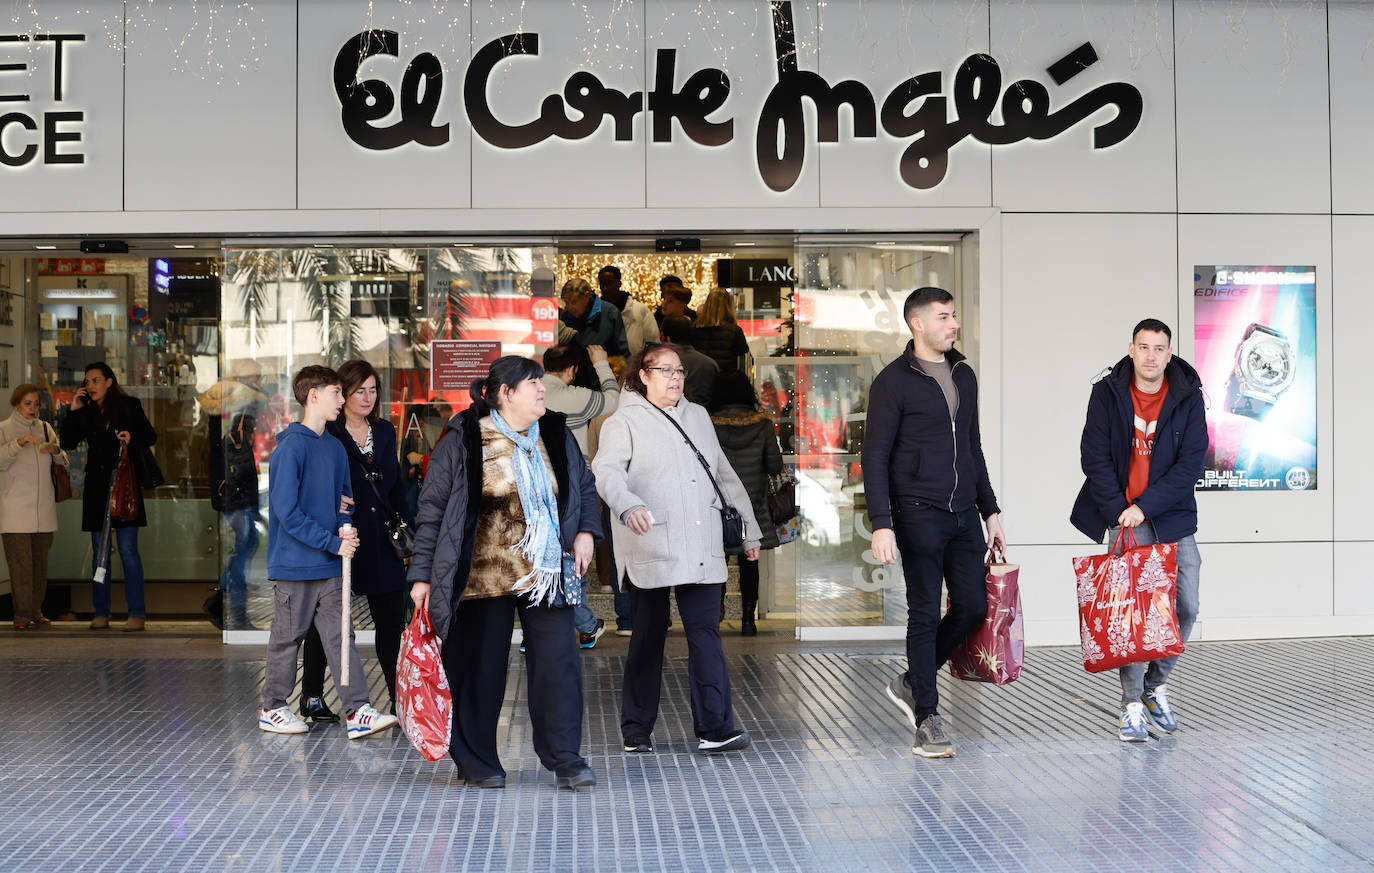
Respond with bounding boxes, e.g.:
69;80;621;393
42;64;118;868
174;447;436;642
360;452;415;562
654;407;745;550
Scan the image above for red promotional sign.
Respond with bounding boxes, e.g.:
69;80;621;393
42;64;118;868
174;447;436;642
430;340;501;393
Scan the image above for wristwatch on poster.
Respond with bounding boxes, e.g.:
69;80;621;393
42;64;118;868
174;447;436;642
1225;323;1296;418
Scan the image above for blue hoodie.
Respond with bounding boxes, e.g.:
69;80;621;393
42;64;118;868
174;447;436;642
267;422;353;581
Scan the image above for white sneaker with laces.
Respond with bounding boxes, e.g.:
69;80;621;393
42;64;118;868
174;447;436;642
259;706;309;734
1119;701;1148;742
346;703;399;739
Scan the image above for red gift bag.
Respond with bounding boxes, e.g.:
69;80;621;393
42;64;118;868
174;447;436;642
1072;528;1184;673
395;608;453;762
109;450;140;521
949;548;1024;685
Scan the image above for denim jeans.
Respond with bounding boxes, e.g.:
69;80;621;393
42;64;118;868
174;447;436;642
600;502;631;630
572;573;598;635
220;508;260;609
891;502;988;720
90;527;146;619
1109;523;1201;707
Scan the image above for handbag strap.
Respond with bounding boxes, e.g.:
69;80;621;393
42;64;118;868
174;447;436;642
360;454;405;526
653;405;733;512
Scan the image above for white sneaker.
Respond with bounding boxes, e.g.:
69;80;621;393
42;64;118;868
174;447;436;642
346;703;399;739
259;706;309;734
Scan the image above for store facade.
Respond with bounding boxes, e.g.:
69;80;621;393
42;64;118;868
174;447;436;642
0;0;1368;645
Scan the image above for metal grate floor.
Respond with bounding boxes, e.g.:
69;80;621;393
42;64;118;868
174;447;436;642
0;635;1371;872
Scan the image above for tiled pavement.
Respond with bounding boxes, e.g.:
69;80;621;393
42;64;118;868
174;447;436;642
1;628;1372;873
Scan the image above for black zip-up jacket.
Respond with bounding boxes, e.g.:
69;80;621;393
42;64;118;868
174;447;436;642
861;342;999;530
406;408;601;643
1070;355;1208;544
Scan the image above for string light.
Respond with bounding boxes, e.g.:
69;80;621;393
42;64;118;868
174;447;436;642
557;252;732;309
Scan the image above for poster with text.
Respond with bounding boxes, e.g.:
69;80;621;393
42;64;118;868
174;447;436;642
1193;266;1317;491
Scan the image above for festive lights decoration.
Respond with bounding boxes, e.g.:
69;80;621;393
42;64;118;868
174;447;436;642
557;252;738;308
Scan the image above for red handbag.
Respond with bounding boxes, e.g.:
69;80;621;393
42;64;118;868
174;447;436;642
949;548;1024;685
1072;528;1184;673
109;450;140;521
395;608;453;762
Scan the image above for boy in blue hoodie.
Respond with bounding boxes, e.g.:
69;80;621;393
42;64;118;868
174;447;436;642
258;365;398;739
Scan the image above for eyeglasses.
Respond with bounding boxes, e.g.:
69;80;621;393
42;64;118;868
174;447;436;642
644;366;686;379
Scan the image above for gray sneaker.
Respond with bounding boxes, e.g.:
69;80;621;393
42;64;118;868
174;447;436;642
1119;701;1149;742
885;674;917;729
913;713;955;758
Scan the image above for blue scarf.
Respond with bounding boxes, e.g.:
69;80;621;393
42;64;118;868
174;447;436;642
488;410;570;606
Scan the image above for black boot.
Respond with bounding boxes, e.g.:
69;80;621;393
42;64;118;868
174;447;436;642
740;565;760;636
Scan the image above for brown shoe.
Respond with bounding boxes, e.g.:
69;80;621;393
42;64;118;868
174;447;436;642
34;616;51;626
90;616;110;630
122;616;146;633
12;620;30;630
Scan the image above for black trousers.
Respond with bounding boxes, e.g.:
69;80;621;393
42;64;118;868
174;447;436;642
721;555;760;618
302;590;406;708
891;503;987;720
441;595;586;781
622;578;735;742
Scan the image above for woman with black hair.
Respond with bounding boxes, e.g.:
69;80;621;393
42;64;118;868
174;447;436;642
407;355;600;791
60;362;157;631
709;371;784;636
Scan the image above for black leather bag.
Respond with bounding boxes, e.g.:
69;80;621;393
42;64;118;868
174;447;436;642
654;407;745;550
133;444;165;489
362;454;414;562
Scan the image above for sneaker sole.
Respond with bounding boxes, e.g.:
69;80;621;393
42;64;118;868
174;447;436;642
623;744;652;753
884;684;918;730
698;735;751;753
1141;709;1177;732
259;720;308;734
348;719;399;739
557;773;597;791
912;745;955;759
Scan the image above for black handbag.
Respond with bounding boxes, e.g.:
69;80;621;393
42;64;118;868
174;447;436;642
654;406;745;550
361;453;415;562
133;444;165;489
767;466;797;525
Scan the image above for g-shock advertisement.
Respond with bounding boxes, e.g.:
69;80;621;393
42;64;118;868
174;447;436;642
1194;266;1317;491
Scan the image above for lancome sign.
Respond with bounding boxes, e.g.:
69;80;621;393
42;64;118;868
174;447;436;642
333;2;1143;194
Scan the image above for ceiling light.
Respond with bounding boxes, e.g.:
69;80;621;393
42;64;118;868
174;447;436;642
734;242;756;247
874;241;896;246
593;242;614;247
173;244;195;249
453;243;473;247
35;245;57;250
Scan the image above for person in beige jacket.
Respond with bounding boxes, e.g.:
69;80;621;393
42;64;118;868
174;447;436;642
592;344;761;755
0;384;69;628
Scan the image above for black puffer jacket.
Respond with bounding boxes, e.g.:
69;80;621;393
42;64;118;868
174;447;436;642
691;324;749;372
406;408;601;643
711;406;784;551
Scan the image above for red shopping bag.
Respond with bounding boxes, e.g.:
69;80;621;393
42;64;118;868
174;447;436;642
109;450;140;521
949;548;1024;685
1071;528;1184;673
395;608;453;761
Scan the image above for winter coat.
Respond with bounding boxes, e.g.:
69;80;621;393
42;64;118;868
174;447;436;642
1071;355;1209;544
215;411;260;514
592;391;762;589
266;422;353;581
676;344;720;408
691;323;750;372
618;296;659;356
407;409;601;643
710;406;783;551
0;413;70;533
861;343;1000;531
560;296;630;358
60;394;157;532
327;418;413;596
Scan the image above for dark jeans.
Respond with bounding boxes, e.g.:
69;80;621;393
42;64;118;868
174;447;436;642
303;590;406;709
219;508;259;609
441;595;586;781
622;579;735;741
892;503;988;720
89;528;146;619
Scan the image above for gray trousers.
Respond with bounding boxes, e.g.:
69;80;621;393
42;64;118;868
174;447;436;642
261;578;369;712
3;532;52;622
1108;524;1201;707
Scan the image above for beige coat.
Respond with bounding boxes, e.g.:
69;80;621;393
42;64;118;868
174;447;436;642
0;413;70;533
592;390;761;588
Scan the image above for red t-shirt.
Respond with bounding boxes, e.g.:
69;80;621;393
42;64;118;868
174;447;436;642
1126;380;1168;505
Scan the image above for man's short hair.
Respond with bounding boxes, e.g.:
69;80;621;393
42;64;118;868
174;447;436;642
662;285;692;305
661;314;694;343
659;275;684;292
597;265;621;281
292;365;340;408
902;286;954;325
1132;318;1173;344
561;277;593;301
542;344;581;373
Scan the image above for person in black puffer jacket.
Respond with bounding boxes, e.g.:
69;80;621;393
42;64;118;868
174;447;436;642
709;371;783;635
692;289;751;373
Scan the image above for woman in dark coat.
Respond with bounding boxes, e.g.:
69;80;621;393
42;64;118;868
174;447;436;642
59;362;157;632
691;288;751;373
299;360;413;720
408;356;601;791
709;370;783;636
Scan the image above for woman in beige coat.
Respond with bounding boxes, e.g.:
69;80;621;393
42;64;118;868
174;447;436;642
0;384;69;628
592;344;762;755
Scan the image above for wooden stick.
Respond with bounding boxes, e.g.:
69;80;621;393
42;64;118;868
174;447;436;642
340;523;353;686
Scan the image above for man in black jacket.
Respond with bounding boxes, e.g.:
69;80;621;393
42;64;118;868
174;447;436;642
862;287;1005;759
1071;318;1207;742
